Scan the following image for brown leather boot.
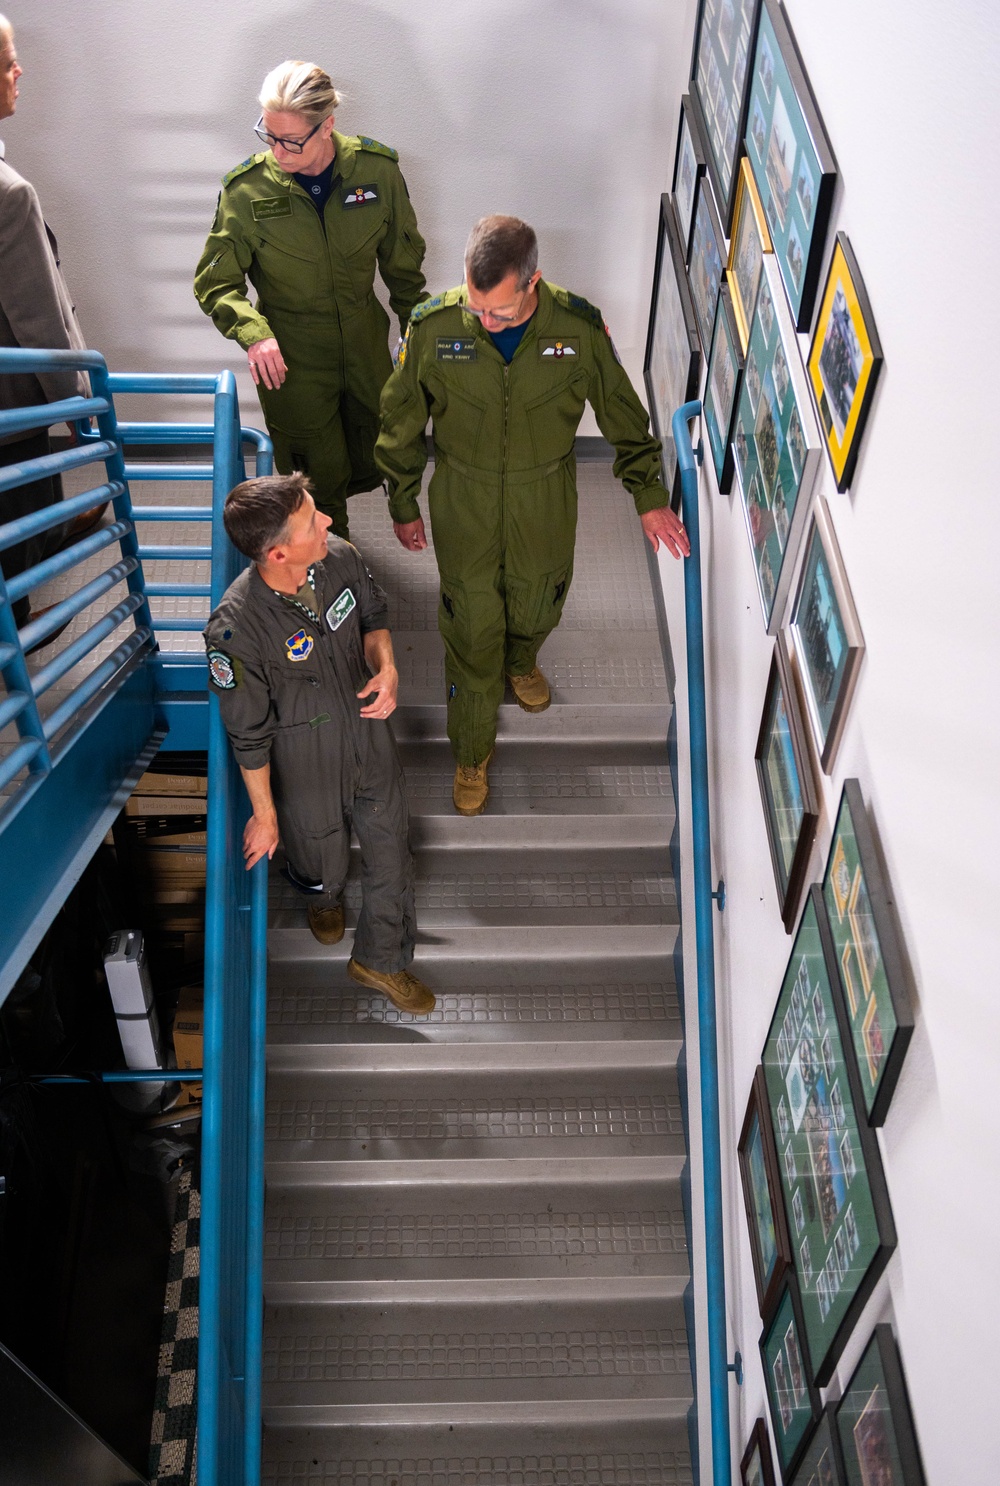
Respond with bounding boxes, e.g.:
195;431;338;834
347;959;436;1014
307;901;345;944
507;665;551;712
453;750;493;816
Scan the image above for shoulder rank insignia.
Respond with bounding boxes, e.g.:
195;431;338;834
409;294;446;327
550;285;604;327
208;649;239;690
436;337;477;362
326;588;357;631
344;183;378;207
540;338;579;358
222;153;266;187
285;629;314;662
356;135;399;161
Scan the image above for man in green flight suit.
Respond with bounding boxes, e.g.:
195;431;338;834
376;214;690;816
194;60;426;538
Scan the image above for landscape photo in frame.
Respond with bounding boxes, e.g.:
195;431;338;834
688;174;728;356
644;195;702;506
728;156;773;351
673;95;709;259
704;283;745;493
690;0;764;227
808;233;884;490
754;635;820;932
739;1064;794;1317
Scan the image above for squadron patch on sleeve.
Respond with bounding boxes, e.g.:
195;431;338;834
326;588;357;631
343;184;379;207
285;629;314;661
208;649;238;690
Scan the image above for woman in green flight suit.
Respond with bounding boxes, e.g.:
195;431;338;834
194;60;427;537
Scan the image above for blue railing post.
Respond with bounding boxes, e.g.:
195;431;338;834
672;400;732;1486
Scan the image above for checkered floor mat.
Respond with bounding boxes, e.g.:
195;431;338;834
149;1164;199;1485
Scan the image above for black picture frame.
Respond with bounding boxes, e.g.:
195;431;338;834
835;1325;927;1486
807;232;884;491
790;1407;847;1485
672;94;708;261
760;1274;821;1478
821;780;914;1126
704;282;745;494
688;172;727;357
741;1416;778;1486
739;1064;794;1318
689;0;764;230
762;885;898;1386
754;635;820;933
644;195;702;510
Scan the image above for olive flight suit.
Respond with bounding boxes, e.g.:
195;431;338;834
203;537;416;973
375;280;670;766
194;133;427;537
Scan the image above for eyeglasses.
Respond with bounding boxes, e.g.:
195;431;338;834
464;285;532;325
254;115;324;154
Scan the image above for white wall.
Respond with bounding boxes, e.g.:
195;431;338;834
4;0;694;432
657;2;1000;1482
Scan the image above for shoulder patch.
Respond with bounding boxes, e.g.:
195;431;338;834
207;649;241;690
408;287;465;328
356;135;399;162
550;284;604;328
222;153;267;187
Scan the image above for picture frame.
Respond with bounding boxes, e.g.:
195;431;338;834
835;1324;927;1486
790;1407;847;1486
789;497;865;772
727;156;773;352
762;885;897;1386
688;173;728;357
744;0;837;329
754;634;820;933
821;780;914;1125
672;95;708;261
741;1416;778;1486
733;254;823;634
644;195;702;508
689;0;764;229
808;233;884;491
760;1276;821;1478
704;283;744;493
739;1064;794;1318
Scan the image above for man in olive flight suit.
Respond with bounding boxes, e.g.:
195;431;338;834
203;471;434;1015
194;128;426;538
376;214;690;816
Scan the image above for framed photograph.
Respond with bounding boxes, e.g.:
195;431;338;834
672;95;708;260
754;635;820;933
790;1408;847;1486
822;780;914;1125
690;0;764;229
734;254;823;633
835;1325;927;1486
741;1417;778;1486
762;886;897;1385
688;174;727;356
789;498;865;771
727;157;773;351
739;1065;794;1317
644;195;702;506
808;233;884;491
704;283;744;493
744;0;837;328
760;1276;821;1477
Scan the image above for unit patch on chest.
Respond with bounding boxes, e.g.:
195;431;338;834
285;629;314;661
343;184;378;207
539;338;580;358
251;196;293;220
436;338;478;362
326;587;357;631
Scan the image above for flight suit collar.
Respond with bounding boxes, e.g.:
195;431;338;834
457;280;553;363
260;132;353;199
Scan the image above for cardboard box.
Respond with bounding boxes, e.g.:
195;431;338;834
127;795;208;817
133;772;207;797
173;984;203;1097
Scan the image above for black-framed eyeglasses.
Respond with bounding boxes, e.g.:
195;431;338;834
254;115;324;154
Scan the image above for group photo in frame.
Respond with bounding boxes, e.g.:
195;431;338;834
762;886;898;1385
690;0;764;228
688;175;727;355
754;635;820;932
644;195;702;506
728;156;773;352
808;233;884;491
741;1417;778;1486
760;1276;821;1477
790;1407;847;1486
704;283;745;493
822;780;915;1126
789;497;865;772
672;95;708;260
739;1064;794;1318
744;0;837;329
835;1325;928;1486
733;255;823;634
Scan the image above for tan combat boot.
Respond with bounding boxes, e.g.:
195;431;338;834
347;959;436;1014
307;901;345;944
507;665;551;712
453;750;493;816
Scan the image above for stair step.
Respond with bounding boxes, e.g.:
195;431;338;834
267;922;678;970
391;702;670;747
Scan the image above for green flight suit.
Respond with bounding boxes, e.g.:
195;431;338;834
375;280;669;765
194;132;427;537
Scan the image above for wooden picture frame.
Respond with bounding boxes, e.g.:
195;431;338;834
690;0;764;229
741;1416;778;1486
739;1064;794;1317
704;282;745;493
808;233;884;491
835;1325;927;1486
754;635;820;932
727;156;773;352
760;1275;822;1477
644;194;702;509
672;94;708;260
821;780;915;1125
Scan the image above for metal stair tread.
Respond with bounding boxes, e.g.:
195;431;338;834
261;1394;694;1430
263;1274;688;1306
390;701;671;746
265;1038;680;1075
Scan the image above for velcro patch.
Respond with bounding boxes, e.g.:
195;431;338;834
208;649;238;690
436;338;477;362
343;184;378;207
539;338;580;359
326;588;357;631
285;629;314;661
251;196;293;220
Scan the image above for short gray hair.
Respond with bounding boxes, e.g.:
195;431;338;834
0;14;13;49
465;215;539;293
223;471;312;562
259;61;340;123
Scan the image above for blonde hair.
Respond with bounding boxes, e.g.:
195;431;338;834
0;15;13;49
258;61;340;123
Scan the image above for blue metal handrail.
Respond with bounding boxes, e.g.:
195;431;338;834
672;400;732;1486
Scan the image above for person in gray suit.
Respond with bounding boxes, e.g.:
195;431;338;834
0;13;101;636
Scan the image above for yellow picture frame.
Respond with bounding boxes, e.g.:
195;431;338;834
807;233;883;491
726;158;773;352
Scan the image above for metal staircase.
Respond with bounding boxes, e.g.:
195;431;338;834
259;466;696;1484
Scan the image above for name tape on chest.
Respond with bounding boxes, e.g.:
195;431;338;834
539;337;580;359
251;196;293;220
343;184;379;207
285;629;314;661
326;587;357;631
436;337;478;362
